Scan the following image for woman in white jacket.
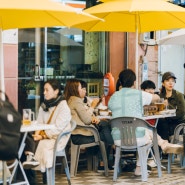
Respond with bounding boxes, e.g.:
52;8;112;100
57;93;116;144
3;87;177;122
23;79;71;175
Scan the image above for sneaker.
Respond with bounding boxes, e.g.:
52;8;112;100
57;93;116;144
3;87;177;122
97;165;114;172
161;142;183;154
108;165;114;172
147;159;157;168
23;154;39;169
134;166;151;176
97;166;105;172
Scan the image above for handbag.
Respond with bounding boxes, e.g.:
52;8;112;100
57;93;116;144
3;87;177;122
39;106;57;138
0;91;22;160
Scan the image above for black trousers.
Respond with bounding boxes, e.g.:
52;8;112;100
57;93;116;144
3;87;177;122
157;118;181;140
71;120;114;162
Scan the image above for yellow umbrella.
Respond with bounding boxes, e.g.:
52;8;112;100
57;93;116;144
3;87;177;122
72;0;185;88
0;0;101;29
0;0;102;93
74;0;185;32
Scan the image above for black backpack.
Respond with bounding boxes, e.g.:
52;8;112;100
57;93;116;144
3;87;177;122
0;91;22;160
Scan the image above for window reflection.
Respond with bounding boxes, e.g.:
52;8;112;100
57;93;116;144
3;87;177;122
18;27;108;113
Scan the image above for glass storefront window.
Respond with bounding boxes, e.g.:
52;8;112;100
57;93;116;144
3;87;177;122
18;27;108;114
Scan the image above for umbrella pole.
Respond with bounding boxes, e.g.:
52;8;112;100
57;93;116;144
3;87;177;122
0;29;5;100
135;28;139;89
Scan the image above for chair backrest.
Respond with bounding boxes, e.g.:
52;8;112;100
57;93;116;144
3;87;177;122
76;124;100;143
53;120;76;156
110;117;154;149
172;123;185;144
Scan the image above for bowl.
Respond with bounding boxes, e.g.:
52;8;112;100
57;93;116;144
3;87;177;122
168;109;176;114
99;110;109;116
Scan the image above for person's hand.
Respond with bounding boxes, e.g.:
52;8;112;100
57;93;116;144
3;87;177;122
91;115;100;124
164;99;168;109
32;134;42;141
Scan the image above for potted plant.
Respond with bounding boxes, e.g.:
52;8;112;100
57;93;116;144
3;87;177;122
25;80;36;95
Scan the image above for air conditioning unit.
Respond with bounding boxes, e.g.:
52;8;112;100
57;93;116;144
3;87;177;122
139;32;156;45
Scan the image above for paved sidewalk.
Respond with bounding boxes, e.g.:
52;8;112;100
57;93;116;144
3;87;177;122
35;159;185;185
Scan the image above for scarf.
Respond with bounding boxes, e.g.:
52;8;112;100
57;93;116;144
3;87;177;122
41;95;63;111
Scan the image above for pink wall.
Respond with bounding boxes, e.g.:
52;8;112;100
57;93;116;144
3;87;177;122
4;44;18;109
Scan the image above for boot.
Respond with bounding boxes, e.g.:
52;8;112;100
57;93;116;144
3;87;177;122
160;140;183;154
42;172;47;184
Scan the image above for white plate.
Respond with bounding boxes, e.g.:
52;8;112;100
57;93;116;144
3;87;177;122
99;111;109;116
159;110;170;115
168;109;176;114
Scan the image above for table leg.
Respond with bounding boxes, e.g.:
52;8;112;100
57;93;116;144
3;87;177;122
2;161;7;185
9;132;30;185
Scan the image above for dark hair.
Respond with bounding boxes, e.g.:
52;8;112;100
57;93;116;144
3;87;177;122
118;69;136;88
44;79;61;95
64;79;80;101
140;80;156;90
161;72;176;94
80;80;87;89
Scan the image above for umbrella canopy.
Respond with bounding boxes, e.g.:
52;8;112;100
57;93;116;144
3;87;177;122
157;29;185;45
72;0;185;88
73;0;185;33
0;0;101;94
57;27;82;35
0;0;101;30
18;29;83;46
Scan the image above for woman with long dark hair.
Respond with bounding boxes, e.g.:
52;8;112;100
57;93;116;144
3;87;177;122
64;79;114;172
157;72;185;140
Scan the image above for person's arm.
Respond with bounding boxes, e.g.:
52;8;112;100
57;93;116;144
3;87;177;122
151;94;160;103
142;91;160;105
45;100;71;139
172;92;185;120
74;97;94;124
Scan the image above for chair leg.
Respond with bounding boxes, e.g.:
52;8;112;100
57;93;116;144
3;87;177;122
99;141;108;177
113;147;121;182
70;142;80;177
152;135;162;178
168;154;172;174
46;167;55;185
138;146;149;182
62;155;71;185
87;154;93;171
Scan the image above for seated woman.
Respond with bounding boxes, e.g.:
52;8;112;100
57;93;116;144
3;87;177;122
23;79;71;175
64;79;114;172
157;72;185;140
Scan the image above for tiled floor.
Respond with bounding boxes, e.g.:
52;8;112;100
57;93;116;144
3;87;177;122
34;159;185;185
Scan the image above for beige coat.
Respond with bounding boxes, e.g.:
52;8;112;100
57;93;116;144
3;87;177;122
68;96;95;136
34;100;71;172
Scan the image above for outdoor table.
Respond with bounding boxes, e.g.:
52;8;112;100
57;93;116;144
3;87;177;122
7;121;55;185
98;112;176;127
98;112;176;174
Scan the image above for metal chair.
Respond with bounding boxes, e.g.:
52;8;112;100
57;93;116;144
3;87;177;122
110;116;162;182
168;123;185;174
70;125;108;177
46;119;76;185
